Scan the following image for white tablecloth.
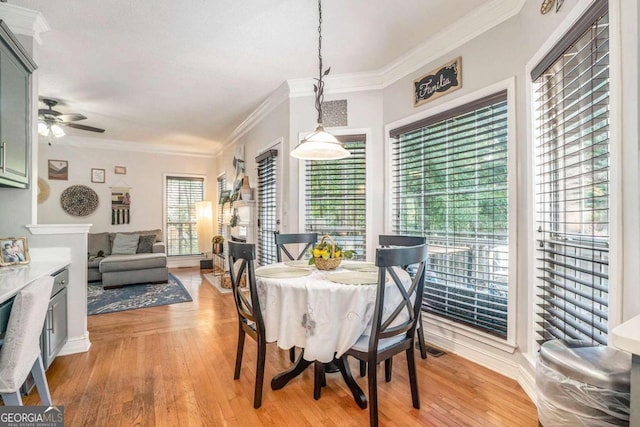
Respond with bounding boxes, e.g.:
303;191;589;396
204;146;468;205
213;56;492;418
255;262;411;363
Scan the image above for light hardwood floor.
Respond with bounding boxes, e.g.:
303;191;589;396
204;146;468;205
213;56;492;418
23;268;538;426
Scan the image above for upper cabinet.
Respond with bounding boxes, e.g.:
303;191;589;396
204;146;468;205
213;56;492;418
0;20;36;189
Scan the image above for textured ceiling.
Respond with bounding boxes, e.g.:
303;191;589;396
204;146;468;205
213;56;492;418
8;0;487;154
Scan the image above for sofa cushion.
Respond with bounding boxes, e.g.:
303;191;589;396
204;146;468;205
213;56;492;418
87;256;104;269
112;233;140;255
99;253;167;273
110;229;163;245
88;232;111;256
137;235;156;253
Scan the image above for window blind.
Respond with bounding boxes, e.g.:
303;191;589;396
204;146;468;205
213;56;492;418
166;176;204;256
390;92;510;337
217;174;226;235
304;135;366;258
256;149;278;266
534;2;609;346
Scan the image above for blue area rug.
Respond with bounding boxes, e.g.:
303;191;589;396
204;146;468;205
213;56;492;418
88;273;192;315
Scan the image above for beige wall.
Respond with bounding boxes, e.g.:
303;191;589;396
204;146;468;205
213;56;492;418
37;139;216;233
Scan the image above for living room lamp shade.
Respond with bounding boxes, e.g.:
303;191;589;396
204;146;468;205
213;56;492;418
290;0;350;161
196;201;213;254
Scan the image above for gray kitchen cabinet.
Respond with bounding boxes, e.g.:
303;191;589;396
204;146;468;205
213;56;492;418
0;20;37;188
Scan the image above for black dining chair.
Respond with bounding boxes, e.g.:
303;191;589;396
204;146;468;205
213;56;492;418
274;231;318;262
359;235;429;379
315;243;428;427
274;231;318;362
228;241;267;409
314;244;427;426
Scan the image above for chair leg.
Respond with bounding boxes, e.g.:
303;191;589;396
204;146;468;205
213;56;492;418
289;347;296;363
234;324;246;380
31;354;52;405
1;391;22;406
367;356;379;427
359;360;366;377
384;358;392;382
254;336;266;409
406;345;420;409
313;362;325;400
417;311;427;359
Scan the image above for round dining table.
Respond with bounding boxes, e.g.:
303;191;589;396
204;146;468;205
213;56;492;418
254;260;411;408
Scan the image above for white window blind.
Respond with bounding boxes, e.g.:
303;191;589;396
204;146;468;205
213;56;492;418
390;91;510;337
256;149;278;266
217;174;226;235
166;176;204;256
533;1;609;345
304;135;366;258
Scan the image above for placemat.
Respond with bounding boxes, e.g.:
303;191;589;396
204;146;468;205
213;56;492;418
326;271;378;285
255;266;312;279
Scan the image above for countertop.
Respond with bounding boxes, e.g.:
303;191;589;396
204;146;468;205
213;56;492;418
611;314;640;355
0;257;70;303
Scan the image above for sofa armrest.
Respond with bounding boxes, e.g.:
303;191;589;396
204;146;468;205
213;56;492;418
152;242;166;254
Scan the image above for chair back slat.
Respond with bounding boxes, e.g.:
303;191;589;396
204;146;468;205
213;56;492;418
274;232;318;262
370;244;428;353
228;241;264;333
379;235;426;248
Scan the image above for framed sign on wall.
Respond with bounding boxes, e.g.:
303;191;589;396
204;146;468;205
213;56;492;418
413;57;462;107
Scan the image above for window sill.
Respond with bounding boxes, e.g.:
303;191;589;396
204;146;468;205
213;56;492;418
422;312;518;354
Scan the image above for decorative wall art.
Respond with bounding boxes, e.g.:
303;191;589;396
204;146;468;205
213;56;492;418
322;99;348;127
114;166;127;175
48;159;68;180
0;237;30;266
37;178;50;204
111;186;131;224
232;145;245;193
91;168;105;183
413;57;462;107
60;185;99;217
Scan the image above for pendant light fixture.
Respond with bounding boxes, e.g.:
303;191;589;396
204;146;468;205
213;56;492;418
290;0;350;160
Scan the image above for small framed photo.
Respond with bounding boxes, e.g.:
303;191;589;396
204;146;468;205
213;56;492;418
91;168;105;183
219;190;231;204
114;166;127;175
0;237;30;266
48;159;68;180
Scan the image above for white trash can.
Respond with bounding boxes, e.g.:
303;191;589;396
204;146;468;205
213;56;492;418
537;340;631;426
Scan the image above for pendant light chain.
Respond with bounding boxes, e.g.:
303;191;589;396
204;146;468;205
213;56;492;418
315;0;325;125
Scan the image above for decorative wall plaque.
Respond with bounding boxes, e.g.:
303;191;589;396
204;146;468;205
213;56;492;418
60;185;99;216
414;57;462;107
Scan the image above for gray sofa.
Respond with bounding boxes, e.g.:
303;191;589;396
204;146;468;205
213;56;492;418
88;229;168;289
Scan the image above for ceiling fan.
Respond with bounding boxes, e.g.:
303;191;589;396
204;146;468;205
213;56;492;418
38;98;105;142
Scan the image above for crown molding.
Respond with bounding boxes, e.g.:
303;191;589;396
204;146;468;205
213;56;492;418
39;136;217;159
0;3;49;45
223;0;526;152
221;81;290;153
287;70;384;98
380;0;526;86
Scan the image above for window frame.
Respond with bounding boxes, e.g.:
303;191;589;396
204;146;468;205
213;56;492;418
298;128;374;258
384;78;518;351
163;173;207;257
256;146;280;266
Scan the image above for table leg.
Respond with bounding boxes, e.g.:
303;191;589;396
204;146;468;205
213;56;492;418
334;356;367;409
271;351;312;390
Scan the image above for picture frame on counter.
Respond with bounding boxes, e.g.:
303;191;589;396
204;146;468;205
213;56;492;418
0;237;30;266
91;168;105;183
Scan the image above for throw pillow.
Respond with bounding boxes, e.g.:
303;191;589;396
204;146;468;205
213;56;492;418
88;232;111;256
111;233;140;255
136;234;156;253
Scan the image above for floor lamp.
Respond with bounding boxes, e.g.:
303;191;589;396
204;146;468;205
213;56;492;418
196;201;214;269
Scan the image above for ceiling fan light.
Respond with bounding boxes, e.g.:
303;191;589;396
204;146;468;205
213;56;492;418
291;125;351;160
50;124;65;138
37;122;50;137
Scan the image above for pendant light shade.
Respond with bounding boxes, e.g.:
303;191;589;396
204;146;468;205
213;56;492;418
291;0;350;161
291;124;350;160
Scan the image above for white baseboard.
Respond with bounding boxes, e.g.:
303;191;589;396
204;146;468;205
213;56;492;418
59;333;91;356
518;361;538;406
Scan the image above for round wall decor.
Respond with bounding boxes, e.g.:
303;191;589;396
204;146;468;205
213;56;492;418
60;185;99;216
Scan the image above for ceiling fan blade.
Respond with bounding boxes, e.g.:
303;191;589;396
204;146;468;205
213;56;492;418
58;113;87;122
67;122;105;133
38;108;61;117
